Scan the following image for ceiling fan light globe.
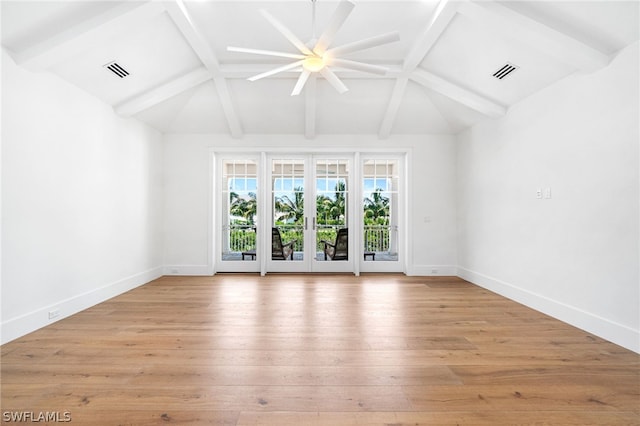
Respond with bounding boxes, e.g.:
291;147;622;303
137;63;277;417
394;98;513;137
303;56;325;72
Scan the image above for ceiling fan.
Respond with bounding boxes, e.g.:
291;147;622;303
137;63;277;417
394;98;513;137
227;0;400;96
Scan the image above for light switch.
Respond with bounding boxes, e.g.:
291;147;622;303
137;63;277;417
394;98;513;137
544;187;552;199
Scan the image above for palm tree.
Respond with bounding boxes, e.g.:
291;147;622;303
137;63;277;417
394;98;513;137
275;187;304;224
364;189;389;225
330;181;346;223
230;192;257;225
316;181;347;224
316;194;333;224
363;189;390;251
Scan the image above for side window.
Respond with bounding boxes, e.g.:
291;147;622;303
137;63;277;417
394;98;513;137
362;159;399;262
221;159;258;261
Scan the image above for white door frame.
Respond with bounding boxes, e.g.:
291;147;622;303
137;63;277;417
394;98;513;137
214;153;262;273
265;154;355;274
358;153;406;273
211;148;410;276
265;154;309;273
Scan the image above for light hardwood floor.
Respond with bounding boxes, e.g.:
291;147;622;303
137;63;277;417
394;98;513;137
2;274;639;425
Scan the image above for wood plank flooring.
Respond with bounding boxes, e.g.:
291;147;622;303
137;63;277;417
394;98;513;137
2;274;639;425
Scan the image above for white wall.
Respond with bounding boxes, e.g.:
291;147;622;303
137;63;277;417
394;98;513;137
1;50;165;344
4;39;635;356
456;42;640;352
162;134;458;276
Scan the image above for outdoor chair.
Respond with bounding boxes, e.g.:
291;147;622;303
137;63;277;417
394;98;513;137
272;227;296;260
322;228;348;261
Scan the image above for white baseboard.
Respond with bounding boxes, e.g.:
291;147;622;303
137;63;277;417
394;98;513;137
457;267;640;354
0;266;163;345
407;265;457;276
162;264;213;276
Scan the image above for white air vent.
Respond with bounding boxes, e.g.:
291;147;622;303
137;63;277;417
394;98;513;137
103;61;130;78
493;63;519;80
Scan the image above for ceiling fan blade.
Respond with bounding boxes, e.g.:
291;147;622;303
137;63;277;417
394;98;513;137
325;58;388;75
320;67;348;94
227;46;305;60
326;31;400;57
260;9;313;56
291;70;311;96
248;60;304;82
313;0;355;56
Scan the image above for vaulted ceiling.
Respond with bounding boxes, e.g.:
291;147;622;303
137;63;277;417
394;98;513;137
2;0;638;138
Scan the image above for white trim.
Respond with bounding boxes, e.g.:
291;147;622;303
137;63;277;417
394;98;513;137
1;266;163;345
353;152;361;277
115;67;212;116
263;153;358;274
408;265;458;276
163;264;213;276
213;152;261;273
265;154;310;273
210;146;412;155
209;148;412;275
359;153;408;274
404;149;412;276
360;260;404;273
410;69;507;118
213;150;221;273
457;267;640;354
309;154;355;273
208;151;216;275
260;152;268;276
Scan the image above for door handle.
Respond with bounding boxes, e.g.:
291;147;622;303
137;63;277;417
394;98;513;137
312;217;316;231
304;217;308;230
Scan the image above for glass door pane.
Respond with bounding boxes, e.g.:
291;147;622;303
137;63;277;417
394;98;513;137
267;155;353;273
362;159;399;263
219;159;259;270
315;159;348;261
271;159;305;263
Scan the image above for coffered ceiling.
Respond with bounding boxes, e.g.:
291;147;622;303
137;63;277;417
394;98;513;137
2;0;638;137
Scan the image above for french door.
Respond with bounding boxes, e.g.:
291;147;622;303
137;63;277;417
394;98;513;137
359;156;403;273
215;151;405;274
216;155;261;273
267;155;353;273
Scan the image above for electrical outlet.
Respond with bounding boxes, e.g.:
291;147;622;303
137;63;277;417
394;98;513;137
48;309;60;320
431;268;438;274
536;188;543;199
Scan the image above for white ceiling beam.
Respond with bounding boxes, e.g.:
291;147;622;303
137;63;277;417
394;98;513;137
378;77;408;140
411;69;506;118
12;2;166;71
114;67;212;117
212;76;242;138
305;75;317;140
402;0;460;73
165;0;243;138
457;0;610;72
378;0;459;138
165;0;221;73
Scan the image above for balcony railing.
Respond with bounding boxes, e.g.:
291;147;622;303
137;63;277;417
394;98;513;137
224;225;393;253
223;225;256;253
363;225;391;252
